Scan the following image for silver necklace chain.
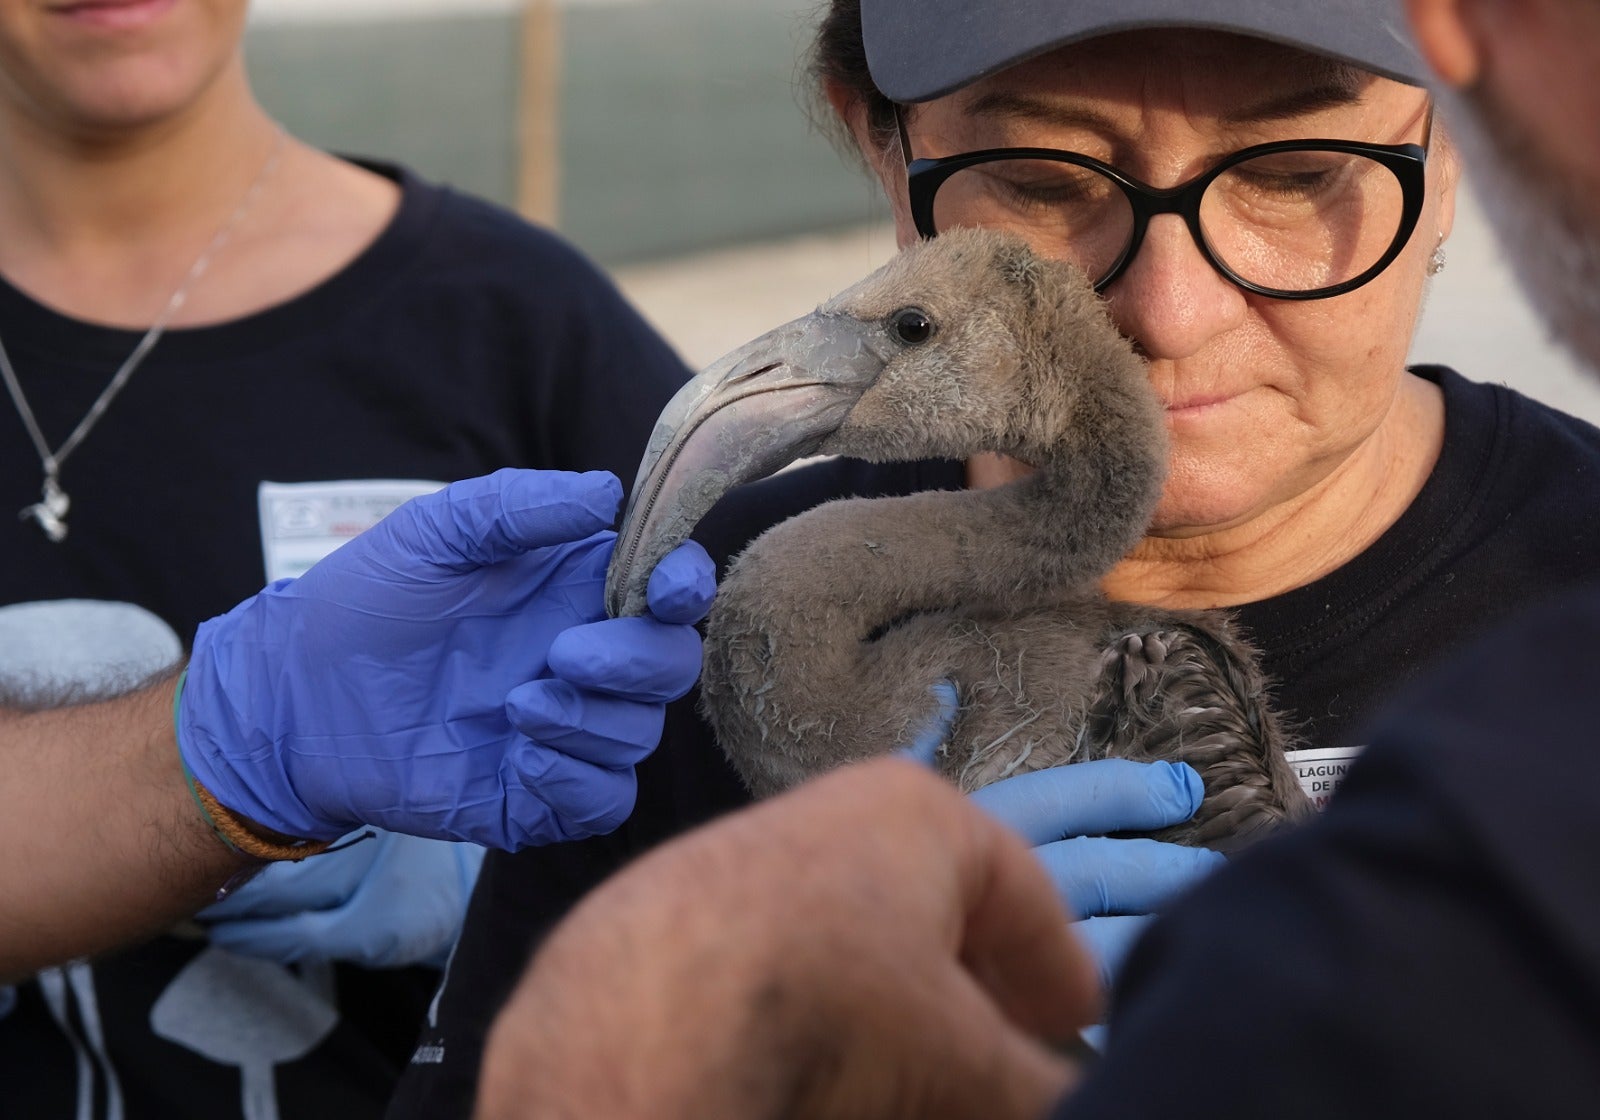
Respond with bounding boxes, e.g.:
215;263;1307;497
0;128;286;542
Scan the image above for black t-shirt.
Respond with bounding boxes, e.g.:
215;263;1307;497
0;161;684;639
0;163;690;1119
1054;582;1600;1118
392;365;1600;1118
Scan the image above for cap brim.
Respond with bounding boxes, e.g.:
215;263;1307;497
863;0;1429;103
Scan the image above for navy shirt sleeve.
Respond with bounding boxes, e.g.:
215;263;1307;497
1053;583;1600;1119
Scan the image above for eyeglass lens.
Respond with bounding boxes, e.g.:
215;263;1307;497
930;150;1408;292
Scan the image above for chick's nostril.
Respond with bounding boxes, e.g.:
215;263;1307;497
727;362;784;384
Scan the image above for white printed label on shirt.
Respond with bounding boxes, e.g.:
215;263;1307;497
258;479;446;583
1284;745;1366;811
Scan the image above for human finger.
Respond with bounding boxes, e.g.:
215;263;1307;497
388;469;622;572
205;910;361;965
645;541;717;625
1073;914;1154;993
502;745;639;848
1033;837;1226;918
898;680;959;767
504;680;666;768
970;759;1204;845
954;786;1104;1042
546;616;703;702
799;761;1093;1117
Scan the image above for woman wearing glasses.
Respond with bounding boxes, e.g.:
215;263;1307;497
393;4;1600;1114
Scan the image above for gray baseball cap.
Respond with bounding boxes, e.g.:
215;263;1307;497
862;0;1428;103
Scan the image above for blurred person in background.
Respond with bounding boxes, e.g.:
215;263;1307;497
396;0;1600;1113
0;0;693;1117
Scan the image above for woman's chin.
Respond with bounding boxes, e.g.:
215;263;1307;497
42;66;212;132
1145;487;1272;539
1147;433;1315;539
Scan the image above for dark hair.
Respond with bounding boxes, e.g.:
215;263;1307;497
808;0;900;153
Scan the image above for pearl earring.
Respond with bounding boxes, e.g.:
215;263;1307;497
1427;235;1447;277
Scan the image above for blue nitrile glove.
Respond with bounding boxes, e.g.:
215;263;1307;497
908;682;1223;991
178;469;716;851
199;831;485;968
972;758;1225;990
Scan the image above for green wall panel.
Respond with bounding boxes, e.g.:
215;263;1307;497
560;0;878;263
246;14;521;208
245;2;877;265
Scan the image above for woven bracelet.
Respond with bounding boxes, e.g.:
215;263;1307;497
191;783;333;862
173;669;333;863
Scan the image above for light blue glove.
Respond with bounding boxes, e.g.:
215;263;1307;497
973;760;1225;990
198;831;484;968
909;683;1224;991
178;469;716;851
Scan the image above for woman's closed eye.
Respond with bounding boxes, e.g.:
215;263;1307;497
1230;166;1339;199
976;164;1117;212
1221;152;1364;204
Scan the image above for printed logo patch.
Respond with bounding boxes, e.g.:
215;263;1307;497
258;479;445;582
1284;745;1366;811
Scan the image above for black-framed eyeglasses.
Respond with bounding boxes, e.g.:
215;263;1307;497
898;103;1432;300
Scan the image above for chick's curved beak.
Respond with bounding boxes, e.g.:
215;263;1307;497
606;312;890;617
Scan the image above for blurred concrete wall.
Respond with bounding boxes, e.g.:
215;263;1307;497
559;0;878;262
246;13;521;206
245;0;878;265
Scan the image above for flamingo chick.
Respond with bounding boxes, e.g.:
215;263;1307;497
607;229;1311;850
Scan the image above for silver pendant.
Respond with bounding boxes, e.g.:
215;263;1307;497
21;474;69;542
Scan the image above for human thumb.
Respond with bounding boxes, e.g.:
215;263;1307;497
380;469;622;573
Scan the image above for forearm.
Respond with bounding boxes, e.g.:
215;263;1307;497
0;671;248;980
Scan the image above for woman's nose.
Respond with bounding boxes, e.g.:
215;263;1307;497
1103;214;1248;360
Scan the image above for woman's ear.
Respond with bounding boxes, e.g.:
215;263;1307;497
823;77;919;248
1433;122;1462;242
1405;0;1486;87
823;77;867;143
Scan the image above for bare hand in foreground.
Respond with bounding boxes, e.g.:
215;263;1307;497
475;757;1099;1120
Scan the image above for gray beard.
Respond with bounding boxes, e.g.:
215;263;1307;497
1440;83;1600;376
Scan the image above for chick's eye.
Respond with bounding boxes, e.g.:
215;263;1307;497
890;308;935;345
